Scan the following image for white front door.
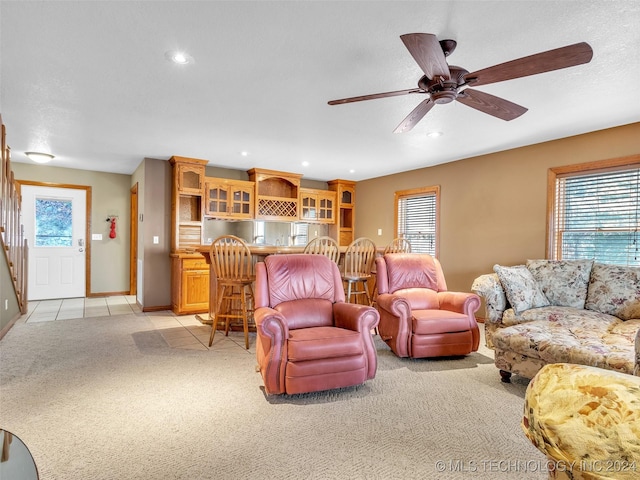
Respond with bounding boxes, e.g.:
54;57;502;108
21;185;87;300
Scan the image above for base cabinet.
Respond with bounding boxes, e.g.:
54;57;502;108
171;254;209;314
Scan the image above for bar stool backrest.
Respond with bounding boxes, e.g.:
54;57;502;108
343;237;377;279
303;236;340;264
384;237;412;254
209;235;254;283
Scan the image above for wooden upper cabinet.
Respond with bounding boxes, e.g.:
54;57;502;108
300;188;336;224
169;156;208;251
328;179;356;246
172;157;206;194
205;178;254;219
247;168;302;221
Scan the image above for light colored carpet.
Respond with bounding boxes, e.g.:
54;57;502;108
0;314;548;479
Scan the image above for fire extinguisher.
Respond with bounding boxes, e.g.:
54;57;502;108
108;217;117;239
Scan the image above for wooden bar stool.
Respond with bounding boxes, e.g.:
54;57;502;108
208;235;255;349
341;237;377;305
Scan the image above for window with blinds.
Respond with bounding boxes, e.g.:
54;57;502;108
551;165;640;266
291;222;308;246
395;186;439;256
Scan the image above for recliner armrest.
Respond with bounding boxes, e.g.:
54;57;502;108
376;293;411;319
255;307;289;345
437;291;481;317
254;306;289;395
333;302;379;332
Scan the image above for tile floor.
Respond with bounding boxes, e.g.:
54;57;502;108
18;295;254;352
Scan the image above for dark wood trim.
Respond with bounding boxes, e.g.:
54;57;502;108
142;304;172;312
86;291;130;297
129;183;138;295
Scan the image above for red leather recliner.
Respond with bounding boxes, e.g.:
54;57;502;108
254;254;380;395
375;253;481;358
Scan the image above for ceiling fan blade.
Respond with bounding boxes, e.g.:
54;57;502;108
456;89;527;121
328;88;422;105
400;33;450;80
393;99;435;133
464;42;593;87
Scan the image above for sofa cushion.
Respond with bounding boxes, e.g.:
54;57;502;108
585;263;640;320
493;264;550;315
526;259;593;308
492;313;639;375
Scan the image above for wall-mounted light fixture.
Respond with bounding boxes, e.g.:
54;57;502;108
25;152;55;164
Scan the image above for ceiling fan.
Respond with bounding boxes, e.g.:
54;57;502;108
328;34;593;133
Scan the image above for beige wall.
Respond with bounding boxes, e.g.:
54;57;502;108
9;124;639;310
12;163;132;295
356;122;640;292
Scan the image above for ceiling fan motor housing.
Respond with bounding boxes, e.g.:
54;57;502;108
419;66;468;104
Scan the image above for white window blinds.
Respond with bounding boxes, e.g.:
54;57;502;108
396;188;438;255
553;167;640;266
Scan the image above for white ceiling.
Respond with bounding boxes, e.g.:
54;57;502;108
2;1;639;182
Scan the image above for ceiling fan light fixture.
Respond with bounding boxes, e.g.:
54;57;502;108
25;151;55;163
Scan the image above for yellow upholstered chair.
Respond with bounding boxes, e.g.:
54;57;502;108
208;235;255;349
522;363;640;480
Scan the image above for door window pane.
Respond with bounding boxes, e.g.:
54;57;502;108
35;197;73;246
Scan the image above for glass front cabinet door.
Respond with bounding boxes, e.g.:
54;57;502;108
205;179;254;219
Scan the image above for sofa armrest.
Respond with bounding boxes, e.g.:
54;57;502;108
471;273;508;324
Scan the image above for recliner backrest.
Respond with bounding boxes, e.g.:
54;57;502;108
378;253;448;309
264;254;344;304
260;254;345;329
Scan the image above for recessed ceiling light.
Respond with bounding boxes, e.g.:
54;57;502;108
302;161;310;167
240;151;249;157
25;151;54;164
427;131;443;138
349;169;355;174
165;50;193;65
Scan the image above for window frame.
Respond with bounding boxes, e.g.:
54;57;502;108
546;154;640;264
394;185;440;257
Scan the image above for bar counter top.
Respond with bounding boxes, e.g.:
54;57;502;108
196;244;350;257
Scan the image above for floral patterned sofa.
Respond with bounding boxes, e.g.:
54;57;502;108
471;260;640;382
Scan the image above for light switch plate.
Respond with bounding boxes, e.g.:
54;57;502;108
92;234;102;241
153;236;159;244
